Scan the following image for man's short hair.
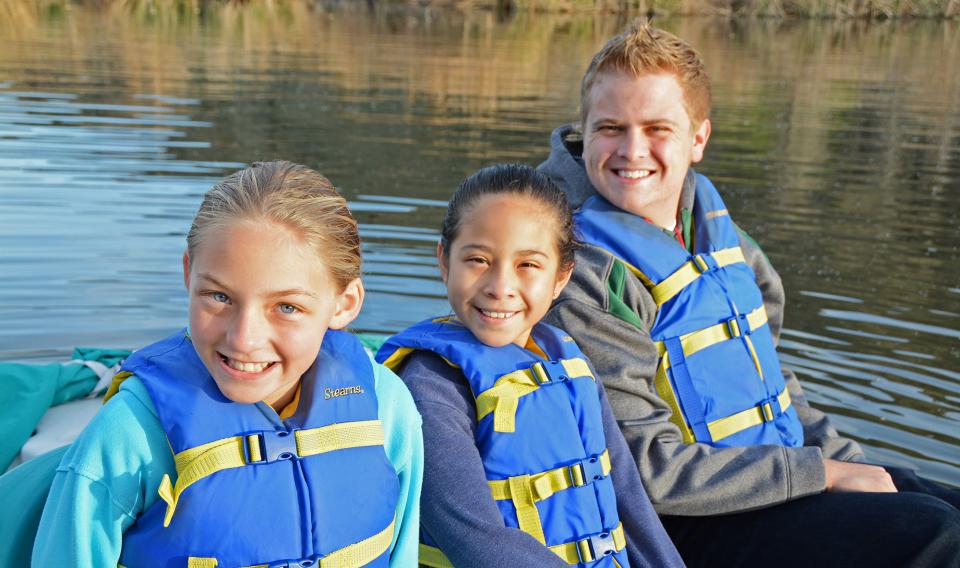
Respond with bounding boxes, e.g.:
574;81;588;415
580;20;711;128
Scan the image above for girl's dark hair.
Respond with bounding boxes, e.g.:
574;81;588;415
440;163;578;272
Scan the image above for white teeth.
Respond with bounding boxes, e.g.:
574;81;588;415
226;358;271;373
617;169;652;179
480;309;515;319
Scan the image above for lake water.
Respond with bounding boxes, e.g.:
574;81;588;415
0;3;957;484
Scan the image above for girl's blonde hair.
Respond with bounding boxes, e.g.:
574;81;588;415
186;161;361;292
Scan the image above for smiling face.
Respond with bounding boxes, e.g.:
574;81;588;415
183;218;363;411
439;193;572;349
582;71;711;227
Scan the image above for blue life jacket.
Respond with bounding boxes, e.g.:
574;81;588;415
575;174;804;448
377;319;630;568
117;328;400;568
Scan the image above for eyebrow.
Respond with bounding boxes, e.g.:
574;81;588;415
459;245;549;258
590;117;681;128
196;273;321;299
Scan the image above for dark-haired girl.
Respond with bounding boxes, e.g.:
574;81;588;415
376;164;683;567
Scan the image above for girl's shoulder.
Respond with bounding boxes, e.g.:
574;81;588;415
60;375;167;470
53;374;173;518
369;354;420;426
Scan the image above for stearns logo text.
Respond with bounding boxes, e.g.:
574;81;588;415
324;385;364;400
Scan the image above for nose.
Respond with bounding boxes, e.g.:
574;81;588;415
227;308;269;353
482;263;517;299
618;128;649;161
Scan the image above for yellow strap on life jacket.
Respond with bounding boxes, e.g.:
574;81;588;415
549;523;627;564
316;515;396;568
158;420;385;527
418;522;624;566
648;247;745;306
103;371;133;403
656;352;794;445
651;303;785;444
190;516;396;568
488;450;612;503
708;389;792;442
654;305;768;359
380;347;417;372
474;358;594;433
418;543;455;568
485;450;611;548
508;474;547;544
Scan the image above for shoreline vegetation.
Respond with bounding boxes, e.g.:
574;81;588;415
485;0;957;18
1;0;956;19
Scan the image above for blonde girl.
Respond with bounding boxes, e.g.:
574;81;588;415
33;161;423;568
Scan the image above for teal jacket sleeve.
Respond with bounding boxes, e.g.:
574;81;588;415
372;358;425;568
32;377;172;567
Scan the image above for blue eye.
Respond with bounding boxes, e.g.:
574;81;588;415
212;292;229;303
279;303;298;314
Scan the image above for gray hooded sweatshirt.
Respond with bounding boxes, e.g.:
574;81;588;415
539;124;865;517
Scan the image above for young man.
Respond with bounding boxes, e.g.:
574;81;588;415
540;21;960;567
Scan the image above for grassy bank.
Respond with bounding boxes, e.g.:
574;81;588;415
0;0;955;19
507;0;957;18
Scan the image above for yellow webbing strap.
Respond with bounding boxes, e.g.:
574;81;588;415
705;208;729;220
657;348;793;444
103;371;133;403
474;358;593;433
419;543;455;568
649;247;745;306
654;305;768;358
488;450;611;503
708;389;792;443
318;516;396;568
295;420;385;458
159;420;385;527
548;523;626;564
380;347;416;372
654;358;696;444
201;517;396;568
508;474;547;544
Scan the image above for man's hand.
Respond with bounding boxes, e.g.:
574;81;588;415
823;459;898;493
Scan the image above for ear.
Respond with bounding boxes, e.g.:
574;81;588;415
690;118;711;164
182;251;191;291
553;265;573;300
437;241;449;285
328;278;365;330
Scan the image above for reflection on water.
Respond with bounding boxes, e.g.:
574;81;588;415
0;4;957;484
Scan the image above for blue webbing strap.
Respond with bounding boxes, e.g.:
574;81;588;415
663;337;712;443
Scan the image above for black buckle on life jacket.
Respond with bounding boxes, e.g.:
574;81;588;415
726;313;752;339
247;429;299;464
573;454;607;487
758;394;783;423
582;530;618;562
532;360;568;384
267;558;317;568
692;254;710;273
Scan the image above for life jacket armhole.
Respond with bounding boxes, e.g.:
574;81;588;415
654;356;696;444
102;371;134;404
606;260;646;331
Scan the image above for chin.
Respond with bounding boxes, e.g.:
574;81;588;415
213;382;262;405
